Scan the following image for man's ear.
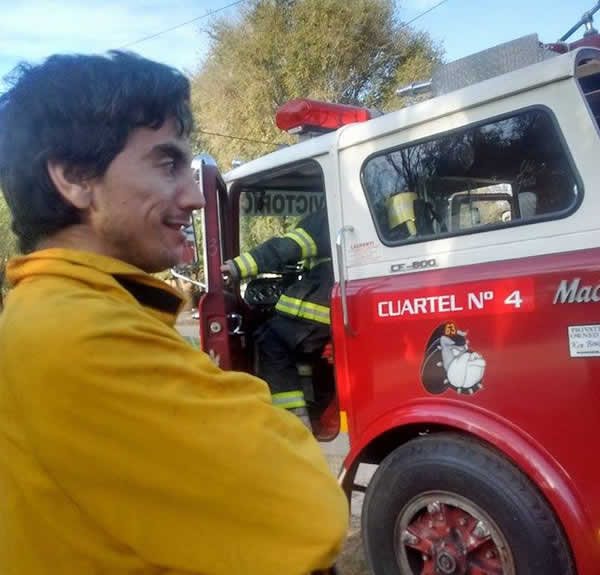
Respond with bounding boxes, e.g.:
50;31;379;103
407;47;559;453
47;161;93;210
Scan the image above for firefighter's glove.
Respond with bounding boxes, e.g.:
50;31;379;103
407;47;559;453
220;260;239;283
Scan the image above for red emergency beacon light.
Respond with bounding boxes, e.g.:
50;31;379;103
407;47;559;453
275;98;371;134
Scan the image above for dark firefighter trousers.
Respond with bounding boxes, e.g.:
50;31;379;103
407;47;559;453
255;314;330;410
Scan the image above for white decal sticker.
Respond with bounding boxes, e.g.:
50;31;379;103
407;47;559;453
421;322;486;395
348;240;381;266
568;324;600;358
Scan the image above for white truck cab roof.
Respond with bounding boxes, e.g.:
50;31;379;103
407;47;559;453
224;46;595;185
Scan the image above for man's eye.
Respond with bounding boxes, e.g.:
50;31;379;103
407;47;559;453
160;159;177;175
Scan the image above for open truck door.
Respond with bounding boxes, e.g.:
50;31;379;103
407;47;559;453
192;156;339;575
195;156;248;372
193;154;341;440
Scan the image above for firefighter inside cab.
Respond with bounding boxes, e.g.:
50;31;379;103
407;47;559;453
214;96;432;431
221;209;332;429
220;179;421;429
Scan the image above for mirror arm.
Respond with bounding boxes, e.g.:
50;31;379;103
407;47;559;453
170;268;206;290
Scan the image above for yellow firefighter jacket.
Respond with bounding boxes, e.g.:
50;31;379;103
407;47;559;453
0;249;348;575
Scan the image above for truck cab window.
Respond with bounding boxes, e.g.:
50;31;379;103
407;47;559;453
237;186;327;297
361;109;579;245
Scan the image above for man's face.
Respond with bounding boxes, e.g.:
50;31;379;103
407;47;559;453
88;118;204;272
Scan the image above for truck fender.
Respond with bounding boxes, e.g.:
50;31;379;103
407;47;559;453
343;399;598;572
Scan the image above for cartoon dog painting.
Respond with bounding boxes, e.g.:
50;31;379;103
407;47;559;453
421;322;486;395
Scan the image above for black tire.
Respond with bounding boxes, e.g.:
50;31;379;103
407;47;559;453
361;433;574;575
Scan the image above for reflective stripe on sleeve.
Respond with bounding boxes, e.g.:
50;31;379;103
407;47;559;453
233;253;258;278
275;294;331;325
284;227;318;259
272;390;306;409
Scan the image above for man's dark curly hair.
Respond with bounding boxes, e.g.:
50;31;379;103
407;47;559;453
0;51;194;253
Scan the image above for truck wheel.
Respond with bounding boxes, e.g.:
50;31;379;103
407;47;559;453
361;433;574;575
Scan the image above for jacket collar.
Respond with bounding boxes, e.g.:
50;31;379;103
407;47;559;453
7;249;186;325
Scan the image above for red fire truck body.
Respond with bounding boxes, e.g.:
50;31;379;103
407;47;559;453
194;36;600;574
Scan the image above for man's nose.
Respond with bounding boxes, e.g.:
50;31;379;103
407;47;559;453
179;168;206;210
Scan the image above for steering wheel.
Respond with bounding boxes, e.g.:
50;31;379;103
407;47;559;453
243;277;285;307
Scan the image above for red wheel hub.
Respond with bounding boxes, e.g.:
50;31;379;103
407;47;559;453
400;501;504;574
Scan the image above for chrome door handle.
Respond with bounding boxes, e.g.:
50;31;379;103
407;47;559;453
336;226;355;336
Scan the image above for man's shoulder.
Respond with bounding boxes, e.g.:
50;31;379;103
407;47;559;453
0;277;186;399
1;277;157;350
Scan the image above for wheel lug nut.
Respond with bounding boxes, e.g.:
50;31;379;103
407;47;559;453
427;501;441;514
458;518;467;526
473;520;490;538
401;530;419;545
486;550;496;559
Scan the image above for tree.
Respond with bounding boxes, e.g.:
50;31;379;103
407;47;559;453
190;0;442;169
189;0;441;253
0;194;18;307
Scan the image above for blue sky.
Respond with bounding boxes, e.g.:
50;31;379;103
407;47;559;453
0;0;598;81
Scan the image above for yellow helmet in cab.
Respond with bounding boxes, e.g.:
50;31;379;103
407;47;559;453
385;189;417;236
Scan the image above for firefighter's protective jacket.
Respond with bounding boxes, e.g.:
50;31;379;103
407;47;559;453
0;249;348;575
232;209;333;325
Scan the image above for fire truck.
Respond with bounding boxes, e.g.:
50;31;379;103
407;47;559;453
187;8;600;574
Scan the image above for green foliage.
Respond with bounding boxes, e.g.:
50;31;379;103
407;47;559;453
240;214;299;253
190;0;442;169
190;0;441;251
192;210;205;273
0;194;18;302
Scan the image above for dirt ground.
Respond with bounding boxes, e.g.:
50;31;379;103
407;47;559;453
324;457;373;575
336;505;368;575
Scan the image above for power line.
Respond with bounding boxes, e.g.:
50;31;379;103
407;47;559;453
118;0;448;52
368;0;450;59
136;0;449;146
400;0;450;29
118;0;246;49
197;128;285;147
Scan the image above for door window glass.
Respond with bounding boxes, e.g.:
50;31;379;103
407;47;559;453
361;110;579;244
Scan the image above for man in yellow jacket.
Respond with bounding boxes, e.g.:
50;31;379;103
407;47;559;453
0;52;348;575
